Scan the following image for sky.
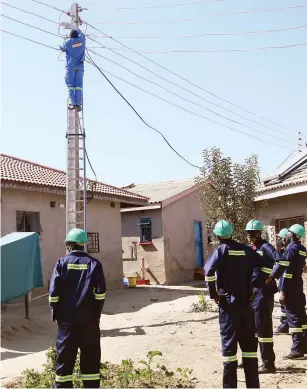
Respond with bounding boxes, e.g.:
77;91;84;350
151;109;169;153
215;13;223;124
2;0;307;187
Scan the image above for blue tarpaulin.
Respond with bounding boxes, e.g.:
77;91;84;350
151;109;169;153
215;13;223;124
1;232;43;303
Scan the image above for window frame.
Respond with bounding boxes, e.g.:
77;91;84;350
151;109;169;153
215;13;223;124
87;232;100;254
139;217;152;245
275;215;305;232
16;211;42;235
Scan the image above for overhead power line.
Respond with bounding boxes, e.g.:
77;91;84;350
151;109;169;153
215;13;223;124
86;23;293;132
30;0;64;13
87;36;292;138
86;51;200;169
94;4;307;25
89;24;307;40
88;41;307;53
23;0;294;132
85;51;293;152
88;46;291;142
93;0;226;10
1;29;59;50
1;2;59;25
1;14;62;38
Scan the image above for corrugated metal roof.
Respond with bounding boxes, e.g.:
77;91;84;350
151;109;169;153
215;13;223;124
257;151;307;193
125;179;197;203
1;154;148;203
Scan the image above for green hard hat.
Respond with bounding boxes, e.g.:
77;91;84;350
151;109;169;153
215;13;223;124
245;219;263;231
277;228;289;239
213;220;233;238
65;228;88;244
288;224;306;239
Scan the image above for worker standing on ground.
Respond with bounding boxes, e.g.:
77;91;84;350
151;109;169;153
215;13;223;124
49;228;106;388
269;224;307;359
275;228;291;335
59;24;85;111
204;220;271;388
245;219;283;374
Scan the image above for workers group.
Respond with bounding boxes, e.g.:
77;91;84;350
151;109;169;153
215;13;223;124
48;221;306;388
205;219;307;388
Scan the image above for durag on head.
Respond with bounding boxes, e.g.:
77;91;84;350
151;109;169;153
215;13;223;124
70;30;79;38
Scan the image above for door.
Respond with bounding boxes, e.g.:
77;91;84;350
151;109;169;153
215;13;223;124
193;221;204;268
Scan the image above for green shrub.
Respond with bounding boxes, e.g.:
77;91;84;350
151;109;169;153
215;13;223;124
189;292;218;313
13;346;195;388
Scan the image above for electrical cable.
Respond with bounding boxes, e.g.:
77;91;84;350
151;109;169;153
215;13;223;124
88;47;291;142
276;151;295;169
85;51;294;153
87;36;292;137
86;50;201;169
1;29;60;50
30;0;65;13
1;14;63;38
88;24;307;40
94;4;307;25
93;0;226;10
88;41;307;53
23;0;294;131
86;23;294;131
2;2;59;25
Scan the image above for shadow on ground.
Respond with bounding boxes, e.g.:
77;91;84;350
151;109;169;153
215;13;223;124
101;316;219;338
103;283;205;315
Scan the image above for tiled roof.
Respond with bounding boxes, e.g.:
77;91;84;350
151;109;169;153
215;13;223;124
257;151;307;193
123;179;197;203
0;154;148;203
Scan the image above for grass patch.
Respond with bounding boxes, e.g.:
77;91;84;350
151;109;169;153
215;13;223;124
8;347;195;388
189;292;218;313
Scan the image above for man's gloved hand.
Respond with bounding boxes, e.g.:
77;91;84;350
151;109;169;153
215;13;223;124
279;291;286;305
265;275;274;286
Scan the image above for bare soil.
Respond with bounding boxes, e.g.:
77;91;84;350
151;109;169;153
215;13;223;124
1;283;307;388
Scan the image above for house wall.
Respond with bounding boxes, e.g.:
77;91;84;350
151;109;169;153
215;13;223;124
255;192;307;246
121;208;166;284
1;187;123;293
162;190;207;284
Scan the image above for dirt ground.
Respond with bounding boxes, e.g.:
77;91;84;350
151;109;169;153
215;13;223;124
1;282;307;388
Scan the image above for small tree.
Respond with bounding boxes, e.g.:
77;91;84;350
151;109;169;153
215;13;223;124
197;147;265;243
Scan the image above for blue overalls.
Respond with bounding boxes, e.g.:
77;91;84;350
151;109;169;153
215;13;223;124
272;241;307;356
251;240;281;368
60;29;85;107
49;251;106;388
277;248;289;333
204;240;271;388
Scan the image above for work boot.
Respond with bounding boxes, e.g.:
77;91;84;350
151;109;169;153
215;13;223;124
258;365;276;374
283;353;304;360
76;105;82;112
68;104;74;110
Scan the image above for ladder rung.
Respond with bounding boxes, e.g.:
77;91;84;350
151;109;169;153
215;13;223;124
67;211;84;213
68;147;84;150
68;168;84;170
68;157;84;160
67;189;84;191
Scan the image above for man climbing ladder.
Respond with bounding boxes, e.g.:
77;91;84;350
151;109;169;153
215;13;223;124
60;23;85;111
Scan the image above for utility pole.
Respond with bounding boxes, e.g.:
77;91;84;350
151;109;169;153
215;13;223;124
296;130;302;153
66;3;87;236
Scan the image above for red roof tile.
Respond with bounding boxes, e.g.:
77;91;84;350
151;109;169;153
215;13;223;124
1;154;148;203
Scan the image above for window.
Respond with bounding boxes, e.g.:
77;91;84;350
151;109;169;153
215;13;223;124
139;217;152;244
87;232;100;253
16;211;42;234
275;216;304;232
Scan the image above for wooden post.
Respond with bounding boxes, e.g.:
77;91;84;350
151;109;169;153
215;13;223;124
141;258;145;280
25;293;29;320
